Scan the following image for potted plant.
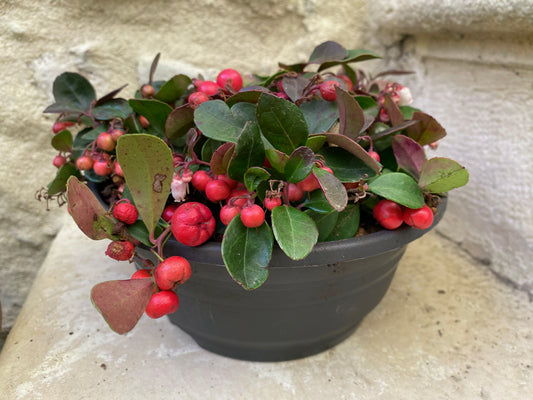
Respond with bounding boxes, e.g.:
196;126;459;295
38;41;468;361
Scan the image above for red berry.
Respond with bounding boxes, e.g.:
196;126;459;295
113;201;139;224
240;204;265;228
216;174;238;189
105;240;135;261
403;204;434;230
368;151;380;162
205;179;231;202
373;200;403;230
162;204;178;223
216;69;243;92
131;269;152;279
188;91;209;109
52;121;74;134
139;115;150;128
197;80;219;96
264;196;282;211
171;202;216;246
320;80;341;101
53;155;66;168
337;74;353;91
96;132;115;152
141;84;155;97
154;256;192;290
110;129;125;142
226;188;250;208
220;204;241;225
191;170;212;191
297;172;320;192
287;183;304;202
145;290;179;319
93;160;113;176
113;161;124;177
76;155;94;170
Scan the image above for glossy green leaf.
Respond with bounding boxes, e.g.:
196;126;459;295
256;93;309;155
355;96;380;118
165;104;195;139
201;138;224;162
271;205;318;260
418;157;469;193
300;97;339;134
91;278;154;334
194;100;249;143
302;190;335;213
52;72;96;112
51;129;73;152
227;122;265;181
128;99;173;137
324;204;360;241
154;74;191;103
314;166;347;212
66;176;114;240
319;146;376;182
399;105;420;120
126;220;153;247
116;134;173;234
319;133;381;175
284;146;315;183
244;167;270;192
231;102;258;126
265;149;288;173
305;209;338;242
93;99;133;120
225;90;266;107
368;172;425;208
48;164;81;195
336;86;365;138
221;217;273;290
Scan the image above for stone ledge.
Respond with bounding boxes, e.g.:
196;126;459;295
0;219;531;399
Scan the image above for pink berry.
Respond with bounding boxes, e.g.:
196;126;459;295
217;69;243;92
216;174;238;189
337;74;353;91
368;151;380;162
105;240;135;261
264;196;282;211
145;290;179;319
52;121;74;134
93;160;113;176
205;179;231;202
139;115;150;128
113;161;124;177
113;201;139;225
188;91;210;109
76;155;94;171
191;170;212;191
154;256;192;290
53;155;66;168
373;200;403;230
131;269;152;280
226;188;250;208
403;204;434;230
171;202;216;246
197;80;219;96
240;204;265;228
220;204;241;225
287;183;304;202
96;132;115;152
141;84;155;98
320;81;341;101
110;129;125;142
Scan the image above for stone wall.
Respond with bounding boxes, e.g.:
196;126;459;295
0;0;368;338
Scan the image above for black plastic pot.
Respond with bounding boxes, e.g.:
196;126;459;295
134;199;447;362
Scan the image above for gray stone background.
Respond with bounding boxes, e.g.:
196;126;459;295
1;0;532;346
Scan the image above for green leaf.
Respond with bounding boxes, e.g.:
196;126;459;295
319;146;376;182
314;166;347;212
154;74;191;103
284;146;315;183
221;217;273;290
368;172;425;208
265;149;288;173
51;129;73;152
418;157;469;193
201;138;223;162
244;167;270;192
256;93;309;155
66;176;115;240
126;220;153;247
300;97;339;134
91;279;154;334
128;99;173;137
336;86;365;138
355;96;380;118
48;164;81;195
319;133;381;175
305;135;327;152
231;102;258;125
399;105;420;120
226;90;266;107
52;72;96;112
93;99;133;120
116;134;173;234
302;190;335;213
318;48;381;72
271;205;318;260
165;104;195;139
324;204;360;241
227;121;265;181
194;100;248;143
304;209;338;242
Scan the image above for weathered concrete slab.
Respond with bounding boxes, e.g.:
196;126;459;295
0;220;531;399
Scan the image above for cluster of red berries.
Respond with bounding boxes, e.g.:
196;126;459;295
188;69;243;109
373;199;434;230
104;199;139;261
77;129;126;177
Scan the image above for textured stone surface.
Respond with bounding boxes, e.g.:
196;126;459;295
0;0;367;339
0;220;531;399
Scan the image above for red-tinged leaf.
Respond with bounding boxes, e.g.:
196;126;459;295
418;157;469;193
317;133;381;175
308;41;348;64
94;84;128;106
165;103;195;139
210;142;235;175
336;86;365;139
281;75;311;102
314;166;347;212
383;95;404;126
66;176;115;240
391;135;427;180
91;278;154;334
407;111;447;145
